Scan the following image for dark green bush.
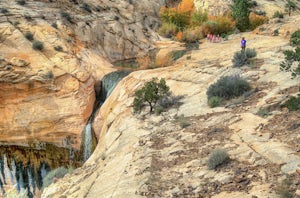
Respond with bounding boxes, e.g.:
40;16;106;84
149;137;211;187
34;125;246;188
24;31;34;41
245;48;257;58
0;8;9;14
54;45;63;52
207;75;251;100
290;29;300;46
51;22;58;29
280;47;300;78
61;12;72;22
273;11;284;18
81;3;92;13
133;78;170;113
232;48;257;67
190;10;208;27
16;0;26;5
284;95;300;111
32;41;44;51
208;96;222;108
207;148;229;170
232;51;247;67
43;167;69;188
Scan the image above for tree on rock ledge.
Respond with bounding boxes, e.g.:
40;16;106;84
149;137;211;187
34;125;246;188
133;78;170;113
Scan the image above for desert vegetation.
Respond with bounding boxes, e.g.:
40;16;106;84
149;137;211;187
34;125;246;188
206;75;251;107
158;0;268;43
133;78;181;114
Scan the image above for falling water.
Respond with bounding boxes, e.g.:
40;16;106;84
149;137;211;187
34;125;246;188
83;122;92;162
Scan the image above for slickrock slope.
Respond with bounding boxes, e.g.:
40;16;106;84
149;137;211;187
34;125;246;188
0;0;163;149
43;14;300;197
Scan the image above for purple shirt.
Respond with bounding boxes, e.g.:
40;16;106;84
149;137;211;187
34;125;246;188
241;39;246;47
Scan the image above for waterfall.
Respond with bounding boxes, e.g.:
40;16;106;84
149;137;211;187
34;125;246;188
100;71;130;101
83;122;92;162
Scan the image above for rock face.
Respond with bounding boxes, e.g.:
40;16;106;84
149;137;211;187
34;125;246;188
43;13;300;197
0;0;164;149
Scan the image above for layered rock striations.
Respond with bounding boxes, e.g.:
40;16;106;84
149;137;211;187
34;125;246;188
43;13;300;197
0;0;164;149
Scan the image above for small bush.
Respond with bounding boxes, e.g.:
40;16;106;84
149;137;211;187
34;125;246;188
284;95;300;111
13;21;20;26
158;22;177;38
245;48;257;58
182;27;203;43
61;12;72;22
16;0;26;5
43;167;69;188
273;11;284;18
232;51;247;67
190;10;207;27
54;45;63;51
249;12;268;30
290;29;300;46
207;148;229;170
273;29;279;36
24;31;34;41
257;108;270;117
232;48;257;67
208;96;222;108
174;115;190;128
45;70;54;79
32;41;44;51
51;22;58;29
0;8;9;14
280;47;300;78
207;75;251;100
160;7;190;31
172;50;186;61
81;3;92;13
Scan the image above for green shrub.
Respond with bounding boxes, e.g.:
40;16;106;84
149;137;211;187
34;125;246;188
232;51;247;67
45;70;54;79
160;8;190;31
172;50;186;61
257;108;270;117
190;10;208;27
54;45;63;51
284;95;300;111
0;8;9;14
24;31;34;41
133;78;170;113
207;148;229;170
232;48;257;67
273;29;279;36
16;0;26;5
231;0;250;31
32;41;44;51
158;22;177;38
174;115;190;128
43;167;69;188
273;11;284;18
81;3;92;13
290;29;300;46
207;75;251;100
208;96;222;108
51;22;58;29
245;48;257;58
61;12;72;22
280;47;300;78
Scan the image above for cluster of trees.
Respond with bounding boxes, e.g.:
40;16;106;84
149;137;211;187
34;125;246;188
159;0;298;43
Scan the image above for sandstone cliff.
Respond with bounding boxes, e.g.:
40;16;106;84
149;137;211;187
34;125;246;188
0;0;163;149
43;12;300;198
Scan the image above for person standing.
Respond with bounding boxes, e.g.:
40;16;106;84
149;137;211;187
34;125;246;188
241;37;246;52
